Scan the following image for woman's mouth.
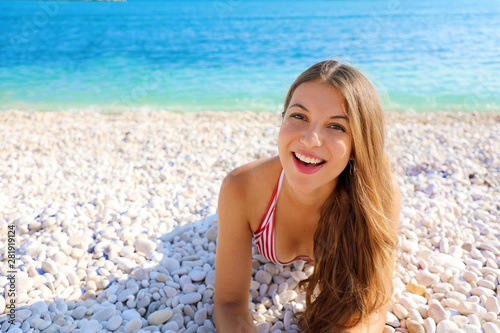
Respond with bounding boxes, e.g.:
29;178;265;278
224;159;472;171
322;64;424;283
292;152;326;174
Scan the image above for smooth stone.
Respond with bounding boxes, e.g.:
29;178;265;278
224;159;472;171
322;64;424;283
206;226;218;242
386;312;400;327
486;296;500;314
189;269;207;282
164;286;177;298
393;303;409;319
255;271;272;285
135;239;156;255
384;326;396;333
424;317;437;333
409;309;424;323
156;273;168;282
407;282;427;296
480;242;500;255
416;270;439;287
284;310;293;330
72;306;87;319
478;279;496;290
17;272;33;294
483;312;497;322
91;306;116;321
280;290;297;303
80;319;101;333
68;271;80;285
148;309;173;325
194;308;207;325
434;283;454;294
68;235;91;248
407;319;425;333
467;314;481;327
124;318;142;333
163;321;179;330
292;270;308;281
6;328;22;333
39;321;52;331
436;320;459;333
451;315;468;328
179;292;202;304
16;309;32;321
483;323;500;333
0;296;5;314
122;309;142;321
433;253;466;271
462;324;481;333
256;322;270;333
457;302;484;315
205;270;215;286
162;257;180;273
399;296;418;311
429;303;450;323
31;300;48;314
446;291;467;302
402;240;419;254
106;315;123;331
23;240;44;257
31;318;46;330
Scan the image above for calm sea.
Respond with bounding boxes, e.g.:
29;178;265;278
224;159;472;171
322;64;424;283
1;0;499;113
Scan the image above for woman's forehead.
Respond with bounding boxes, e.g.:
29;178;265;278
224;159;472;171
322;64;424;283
290;81;347;117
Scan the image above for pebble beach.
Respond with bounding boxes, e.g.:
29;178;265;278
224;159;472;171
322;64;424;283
0;110;499;333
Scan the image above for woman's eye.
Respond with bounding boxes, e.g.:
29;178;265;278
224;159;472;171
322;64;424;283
329;124;346;132
290;113;305;120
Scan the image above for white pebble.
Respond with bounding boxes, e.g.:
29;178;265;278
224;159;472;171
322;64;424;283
189;269;207;282
429;303;450;323
106;315;123;331
457;301;484;315
135;239;156;255
386;312;400;327
163;257;180;273
256;322;270;333
424;317;436;333
124;318;142;333
72;306;87;319
179;292;202;304
416;270;439;287
436;320;459;333
483;322;500;333
148;309;173;325
255;271;272;285
194;308;207;325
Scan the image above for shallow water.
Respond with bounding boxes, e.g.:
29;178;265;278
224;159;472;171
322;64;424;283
1;0;499;112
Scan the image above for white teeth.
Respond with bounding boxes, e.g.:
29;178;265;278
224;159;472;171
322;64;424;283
295;153;324;164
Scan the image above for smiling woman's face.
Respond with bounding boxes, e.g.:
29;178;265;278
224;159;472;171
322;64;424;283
278;79;353;194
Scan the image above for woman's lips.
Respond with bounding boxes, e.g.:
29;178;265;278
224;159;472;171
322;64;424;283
292;152;326;175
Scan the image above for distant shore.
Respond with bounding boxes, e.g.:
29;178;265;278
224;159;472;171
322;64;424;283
0;110;499;332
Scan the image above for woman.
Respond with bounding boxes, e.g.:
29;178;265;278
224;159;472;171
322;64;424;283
214;60;400;332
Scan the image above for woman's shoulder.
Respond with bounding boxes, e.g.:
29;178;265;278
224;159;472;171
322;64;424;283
219;156;282;225
222;156;281;189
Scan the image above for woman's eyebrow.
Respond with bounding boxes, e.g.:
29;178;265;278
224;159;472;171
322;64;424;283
289;103;348;120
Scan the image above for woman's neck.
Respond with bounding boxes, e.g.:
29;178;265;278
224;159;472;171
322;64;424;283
280;175;337;213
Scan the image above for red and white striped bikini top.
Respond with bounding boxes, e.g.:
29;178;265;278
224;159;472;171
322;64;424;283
254;170;314;265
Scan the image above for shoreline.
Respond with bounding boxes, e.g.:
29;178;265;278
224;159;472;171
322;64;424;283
0;110;499;332
1;108;500;116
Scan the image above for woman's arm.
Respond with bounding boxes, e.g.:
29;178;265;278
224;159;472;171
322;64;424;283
214;170;256;333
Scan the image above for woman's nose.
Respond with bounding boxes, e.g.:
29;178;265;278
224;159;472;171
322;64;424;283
299;126;321;148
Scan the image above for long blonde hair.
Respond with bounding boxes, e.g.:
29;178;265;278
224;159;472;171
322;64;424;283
284;60;397;332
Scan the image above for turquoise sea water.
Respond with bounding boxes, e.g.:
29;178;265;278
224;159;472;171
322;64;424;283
1;0;499;113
